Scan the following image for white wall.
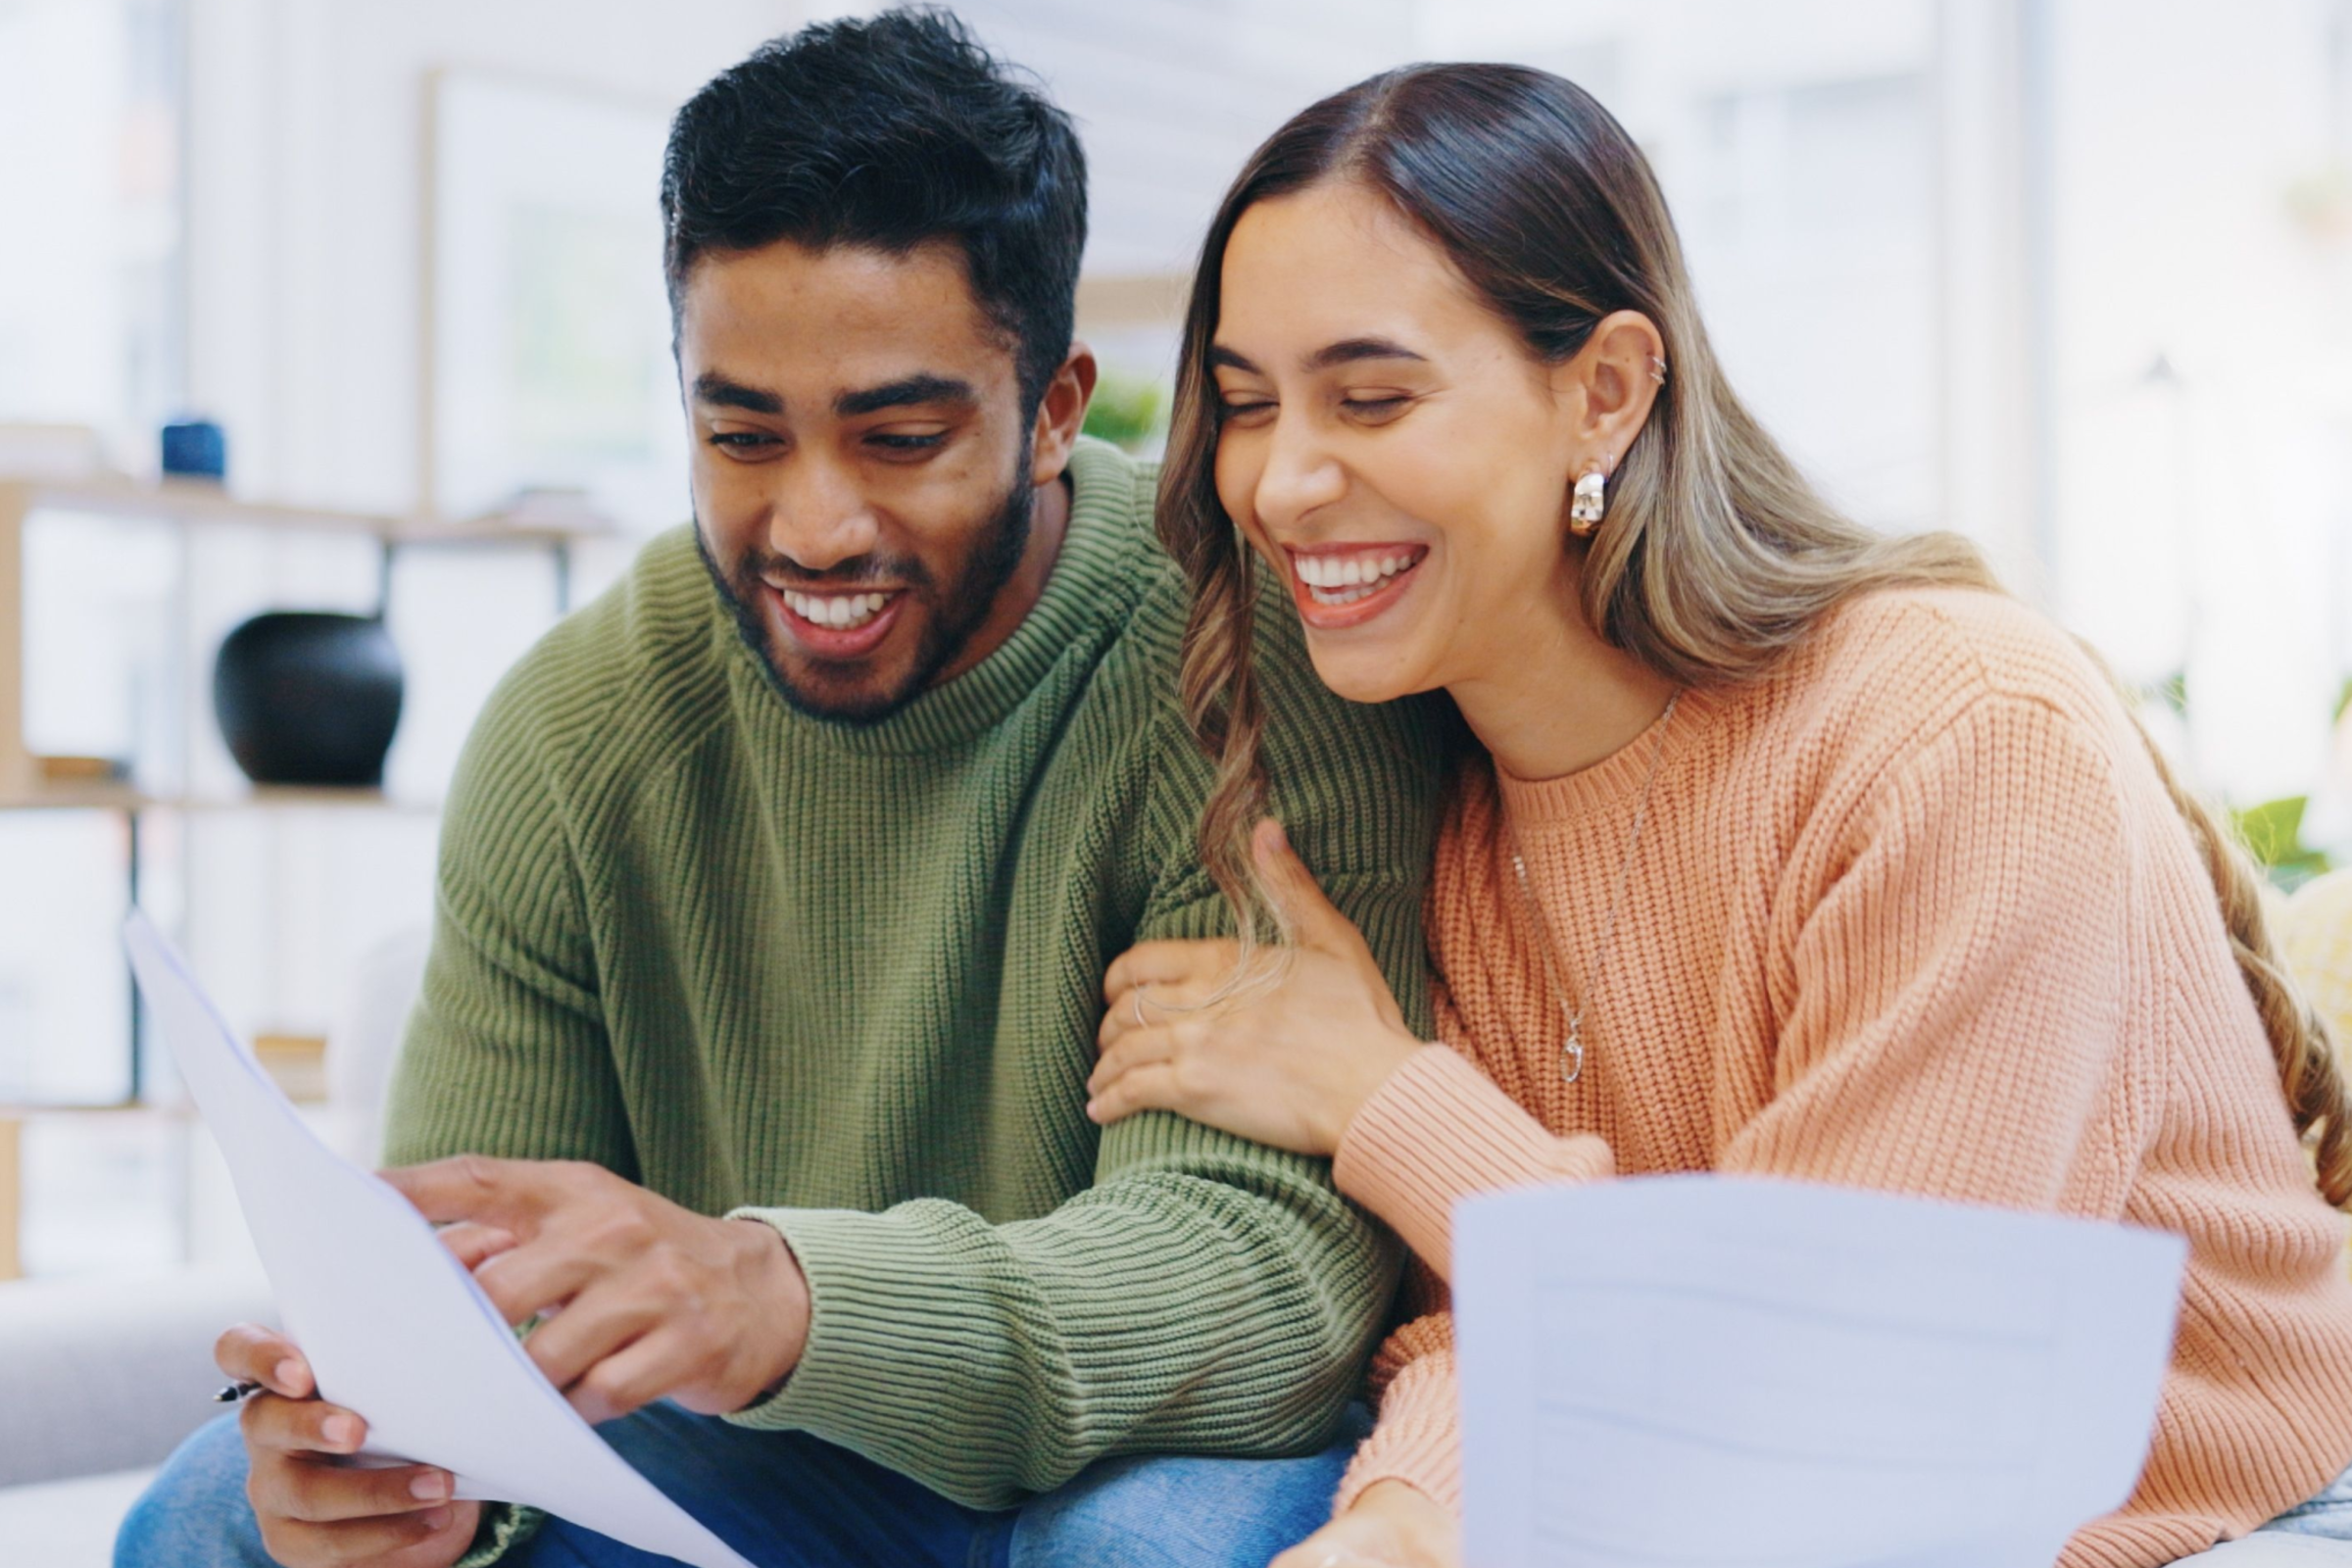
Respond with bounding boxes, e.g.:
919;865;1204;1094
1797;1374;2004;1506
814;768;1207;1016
2044;0;2351;806
954;0;1417;281
1418;1;1991;553
181;0;834;514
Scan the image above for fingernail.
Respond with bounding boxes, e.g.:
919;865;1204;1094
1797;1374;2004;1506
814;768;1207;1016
1084;1101;1103;1123
321;1413;358;1448
421;1506;454;1532
273;1358;303;1391
412;1470;451;1501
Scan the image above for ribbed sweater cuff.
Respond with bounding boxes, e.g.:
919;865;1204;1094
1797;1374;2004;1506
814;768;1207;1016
452;1503;545;1567
1335;1348;1461;1514
1335;1045;1612;1280
2058;1514;2233;1568
720;1204;958;1447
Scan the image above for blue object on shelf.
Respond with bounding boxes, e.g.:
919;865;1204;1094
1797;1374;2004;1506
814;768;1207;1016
161;416;227;480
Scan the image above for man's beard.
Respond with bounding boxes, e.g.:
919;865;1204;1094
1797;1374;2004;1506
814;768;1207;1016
696;467;1035;725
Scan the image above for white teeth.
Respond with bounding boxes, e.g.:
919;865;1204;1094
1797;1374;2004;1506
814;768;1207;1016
782;589;891;631
1294;549;1422;600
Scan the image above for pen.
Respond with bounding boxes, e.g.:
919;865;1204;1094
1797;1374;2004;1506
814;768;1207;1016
213;1380;265;1403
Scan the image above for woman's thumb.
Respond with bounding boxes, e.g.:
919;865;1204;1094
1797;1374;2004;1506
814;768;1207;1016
1252;819;1353;949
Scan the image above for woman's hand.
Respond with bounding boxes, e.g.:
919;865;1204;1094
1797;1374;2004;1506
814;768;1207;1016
1269;1481;1460;1568
1092;818;1424;1156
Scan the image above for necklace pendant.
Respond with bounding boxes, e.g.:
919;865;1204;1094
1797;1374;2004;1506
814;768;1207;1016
1561;1025;1584;1085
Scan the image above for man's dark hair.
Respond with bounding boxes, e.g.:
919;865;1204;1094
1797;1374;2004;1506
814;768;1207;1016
661;7;1087;413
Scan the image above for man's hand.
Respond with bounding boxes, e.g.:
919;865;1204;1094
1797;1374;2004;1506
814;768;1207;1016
382;1155;809;1424
217;1324;478;1568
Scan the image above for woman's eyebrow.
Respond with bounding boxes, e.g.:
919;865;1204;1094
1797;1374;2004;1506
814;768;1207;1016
1305;336;1426;370
1208;338;1428;375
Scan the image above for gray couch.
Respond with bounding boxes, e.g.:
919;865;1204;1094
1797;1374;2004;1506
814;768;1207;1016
0;1264;275;1563
0;929;423;1564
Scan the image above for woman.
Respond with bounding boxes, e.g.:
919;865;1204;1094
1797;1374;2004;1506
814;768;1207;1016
1085;63;2352;1568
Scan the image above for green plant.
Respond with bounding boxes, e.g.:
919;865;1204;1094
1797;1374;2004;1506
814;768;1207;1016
2232;795;2331;892
1080;373;1167;453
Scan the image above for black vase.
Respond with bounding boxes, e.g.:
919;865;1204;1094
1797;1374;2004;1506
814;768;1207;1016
213;612;405;787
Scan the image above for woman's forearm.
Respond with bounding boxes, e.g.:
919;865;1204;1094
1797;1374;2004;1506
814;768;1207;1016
1333;1045;1613;1281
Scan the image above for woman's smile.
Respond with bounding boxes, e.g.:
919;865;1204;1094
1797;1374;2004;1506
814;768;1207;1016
1284;542;1429;630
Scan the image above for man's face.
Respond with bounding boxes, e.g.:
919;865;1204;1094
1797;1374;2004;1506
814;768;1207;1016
678;238;1039;722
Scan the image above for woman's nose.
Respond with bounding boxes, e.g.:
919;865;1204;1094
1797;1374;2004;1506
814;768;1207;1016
1250;416;1347;530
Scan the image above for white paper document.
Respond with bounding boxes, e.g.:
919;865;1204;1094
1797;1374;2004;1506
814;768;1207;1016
1456;1176;2186;1568
124;911;757;1568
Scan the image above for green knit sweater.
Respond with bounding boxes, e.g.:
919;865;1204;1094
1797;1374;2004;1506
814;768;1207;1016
383;439;1446;1539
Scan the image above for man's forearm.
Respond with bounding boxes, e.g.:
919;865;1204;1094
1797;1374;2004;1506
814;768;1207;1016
727;1141;1398;1508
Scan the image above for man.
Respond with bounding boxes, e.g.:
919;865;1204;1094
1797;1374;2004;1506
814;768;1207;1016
116;11;1444;1568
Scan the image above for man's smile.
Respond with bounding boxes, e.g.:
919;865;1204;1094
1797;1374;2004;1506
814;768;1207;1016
764;584;907;661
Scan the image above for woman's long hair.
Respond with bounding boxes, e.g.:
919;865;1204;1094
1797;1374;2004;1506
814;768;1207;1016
1156;62;2352;1207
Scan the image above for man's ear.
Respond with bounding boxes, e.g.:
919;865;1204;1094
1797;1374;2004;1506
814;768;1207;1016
1030;344;1100;487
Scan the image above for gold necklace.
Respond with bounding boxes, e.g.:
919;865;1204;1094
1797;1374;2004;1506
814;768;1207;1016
1504;691;1681;1084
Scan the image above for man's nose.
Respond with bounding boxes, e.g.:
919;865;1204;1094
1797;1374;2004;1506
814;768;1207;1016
763;456;881;572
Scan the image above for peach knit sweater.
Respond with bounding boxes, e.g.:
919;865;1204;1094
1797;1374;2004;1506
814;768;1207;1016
1329;587;2352;1566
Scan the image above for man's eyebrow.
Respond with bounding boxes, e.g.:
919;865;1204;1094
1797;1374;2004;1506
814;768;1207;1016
692;373;783;415
834;373;978;418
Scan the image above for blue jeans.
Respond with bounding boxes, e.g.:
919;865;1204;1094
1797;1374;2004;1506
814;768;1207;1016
116;1403;1370;1568
2176;1462;2352;1562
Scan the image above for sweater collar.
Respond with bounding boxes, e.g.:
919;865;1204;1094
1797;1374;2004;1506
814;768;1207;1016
1494;686;1718;831
721;437;1155;755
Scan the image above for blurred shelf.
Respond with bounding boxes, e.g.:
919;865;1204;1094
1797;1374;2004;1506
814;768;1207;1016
0;1100;187;1120
0;471;609;547
0;782;442;814
0;780;145;811
1;468;607;805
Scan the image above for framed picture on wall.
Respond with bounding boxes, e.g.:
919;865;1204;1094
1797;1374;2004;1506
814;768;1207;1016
424;69;685;535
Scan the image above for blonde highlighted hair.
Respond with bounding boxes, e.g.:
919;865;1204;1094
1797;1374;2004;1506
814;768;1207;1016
1155;62;2352;1206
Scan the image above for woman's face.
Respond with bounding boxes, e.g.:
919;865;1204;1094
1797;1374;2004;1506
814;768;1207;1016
1210;179;1591;705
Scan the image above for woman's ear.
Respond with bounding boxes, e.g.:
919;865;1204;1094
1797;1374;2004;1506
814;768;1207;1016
1553;310;1666;468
